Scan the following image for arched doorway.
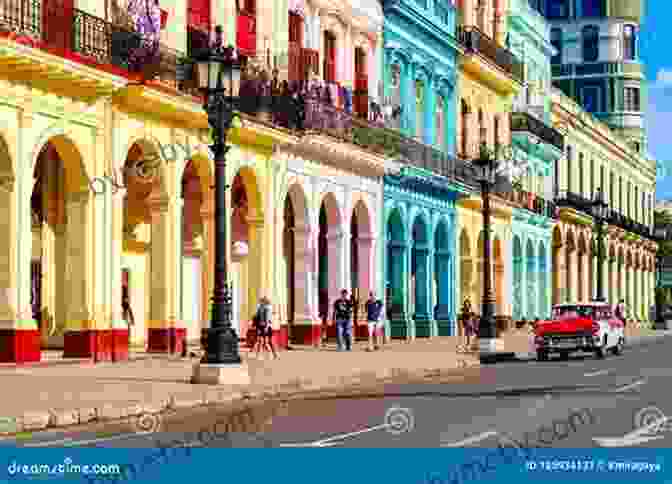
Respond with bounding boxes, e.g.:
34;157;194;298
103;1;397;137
551;227;563;305
434;219;452;335
493;236;505;319
411;214;430;337
283;184;312;345
459;229;473;314
122;140;173;353
577;233;587;301
565;230;576;302
351;200;373;339
31;137;91;357
526;239;535;318
538;242;547;318
318;193;342;335
512;235;523;321
386;208;407;338
354;45;368;119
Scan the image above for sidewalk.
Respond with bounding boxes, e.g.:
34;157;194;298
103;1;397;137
0;338;479;435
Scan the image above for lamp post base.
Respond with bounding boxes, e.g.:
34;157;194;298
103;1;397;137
191;362;250;385
478;338;516;364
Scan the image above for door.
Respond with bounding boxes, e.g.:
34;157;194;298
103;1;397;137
43;0;73;51
181;256;202;342
288;12;304;82
354;47;368;118
187;0;211;55
237;0;256;57
323;31;336;83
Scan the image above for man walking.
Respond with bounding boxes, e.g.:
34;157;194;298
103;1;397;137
332;289;353;351
365;292;384;351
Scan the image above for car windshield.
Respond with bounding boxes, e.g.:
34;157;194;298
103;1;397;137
553;305;595;319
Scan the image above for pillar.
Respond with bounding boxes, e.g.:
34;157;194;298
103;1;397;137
327;229;344;304
200;200;215;326
291;224;320;345
388;240;409;338
566;247;576;302
109;185;129;361
413;242;432;337
146;195;184;354
424;77;435;146
435;249;452;335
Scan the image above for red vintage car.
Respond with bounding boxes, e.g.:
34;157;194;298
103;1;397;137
534;302;625;361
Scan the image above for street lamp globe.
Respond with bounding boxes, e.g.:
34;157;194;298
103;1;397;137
195;29;240;96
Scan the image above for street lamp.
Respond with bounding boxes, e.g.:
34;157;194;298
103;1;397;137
471;130;516;363
656;253;665;328
190;26;249;385
591;187;608;302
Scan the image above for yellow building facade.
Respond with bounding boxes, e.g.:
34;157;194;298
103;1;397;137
454;0;522;328
551;89;657;320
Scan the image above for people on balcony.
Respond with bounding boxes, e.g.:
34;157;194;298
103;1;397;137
126;0;161;72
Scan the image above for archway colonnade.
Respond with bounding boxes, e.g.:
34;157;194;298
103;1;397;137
550;223;656;320
512;232;552;321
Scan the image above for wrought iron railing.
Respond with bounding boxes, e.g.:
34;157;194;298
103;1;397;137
498;188;559;218
510;111;564;151
457;25;524;84
555;190;594;213
0;0;42;39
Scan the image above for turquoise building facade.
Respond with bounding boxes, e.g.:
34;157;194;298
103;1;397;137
507;0;564;320
381;0;463;338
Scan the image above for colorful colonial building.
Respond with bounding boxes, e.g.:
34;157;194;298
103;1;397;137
506;0;564;321
381;0;463;338
551;89;656;320
454;0;522;329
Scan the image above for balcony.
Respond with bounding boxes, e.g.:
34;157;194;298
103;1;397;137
510;111;564;151
457;26;524;84
555;190;594;213
0;1;199;99
498;188;559;219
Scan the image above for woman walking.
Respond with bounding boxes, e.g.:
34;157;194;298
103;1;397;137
253;297;278;359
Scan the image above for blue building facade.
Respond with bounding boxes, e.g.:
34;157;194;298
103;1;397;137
381;0;463;338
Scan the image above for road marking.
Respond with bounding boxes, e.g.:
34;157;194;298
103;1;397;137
613;379;646;393
584;369;610;377
23;431;152;447
279;423;391;447
441;430;498;447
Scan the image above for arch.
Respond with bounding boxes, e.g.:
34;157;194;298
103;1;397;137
0;132;13;179
411;211;429;244
493;235;504;316
434;218;450;252
286;183;310;230
319;191;342;228
459;228;471;257
0;133;14;335
538;241;548;318
32;134;89;194
387;207;405;243
351;198;372;237
183;152;213;197
526;239;536;318
233;165;264;220
551;226;563;305
512;235;523;320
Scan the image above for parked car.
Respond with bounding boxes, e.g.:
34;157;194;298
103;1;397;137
534;302;625;361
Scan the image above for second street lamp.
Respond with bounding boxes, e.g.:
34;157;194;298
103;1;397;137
591;188;608;302
190;26;249;385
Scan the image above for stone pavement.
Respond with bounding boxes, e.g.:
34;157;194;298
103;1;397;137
0;338;479;435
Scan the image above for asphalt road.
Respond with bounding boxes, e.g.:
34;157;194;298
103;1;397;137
4;336;672;449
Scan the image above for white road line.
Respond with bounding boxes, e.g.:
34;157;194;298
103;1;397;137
279;423;392;447
613;379;646;392
441;430;498;447
584;369;610;377
24;431;152;447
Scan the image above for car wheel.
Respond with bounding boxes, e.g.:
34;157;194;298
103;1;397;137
560;351;570;360
537;350;548;361
612;337;624;355
595;335;607;359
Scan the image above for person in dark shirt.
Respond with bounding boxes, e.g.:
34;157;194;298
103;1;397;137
365;292;384;351
332;289;353;351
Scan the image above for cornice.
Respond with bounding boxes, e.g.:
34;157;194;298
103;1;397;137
384;2;461;55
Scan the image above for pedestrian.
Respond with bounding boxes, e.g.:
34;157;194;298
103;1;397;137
465;313;478;350
332;289;353;351
460;298;473;352
253;296;278;359
615;299;627;328
365;292;384;351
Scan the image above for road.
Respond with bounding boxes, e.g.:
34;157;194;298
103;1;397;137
4;335;672;449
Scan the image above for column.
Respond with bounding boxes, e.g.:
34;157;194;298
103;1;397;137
146;195;183;353
388;240;408;338
566;248;576;302
246;215;265;319
291;224;320;345
413;242;432;337
200;199;215;325
327;229;344;303
404;64;415;137
435;249;452;335
109;186;129;360
63;191;100;359
521;249;528;319
424;77;435;146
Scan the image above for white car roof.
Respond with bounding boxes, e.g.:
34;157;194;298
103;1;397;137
553;302;611;308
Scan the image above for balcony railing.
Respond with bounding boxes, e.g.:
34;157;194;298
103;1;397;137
0;0;41;38
555;190;594;213
510;111;564;151
498;188;559;219
457;26;524;84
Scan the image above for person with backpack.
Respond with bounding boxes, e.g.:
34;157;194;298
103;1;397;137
365;292;384;351
332;289;353;351
253;296;277;359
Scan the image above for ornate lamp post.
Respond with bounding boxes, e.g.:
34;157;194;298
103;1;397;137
471;130;517;363
656;253;665;327
190;26;250;385
590;188;608;302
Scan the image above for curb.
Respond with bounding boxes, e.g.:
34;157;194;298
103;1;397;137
0;357;480;436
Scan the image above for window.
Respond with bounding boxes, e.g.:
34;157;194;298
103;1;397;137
547;0;568;18
624;87;640;111
583;0;604;17
187;0;212;56
582;25;599;62
551;28;563;64
581;86;601;113
623;25;637;60
630;141;641;153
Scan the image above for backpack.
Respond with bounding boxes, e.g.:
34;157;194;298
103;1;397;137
334;299;351;320
255;304;271;327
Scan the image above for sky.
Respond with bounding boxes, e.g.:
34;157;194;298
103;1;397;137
642;0;672;198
